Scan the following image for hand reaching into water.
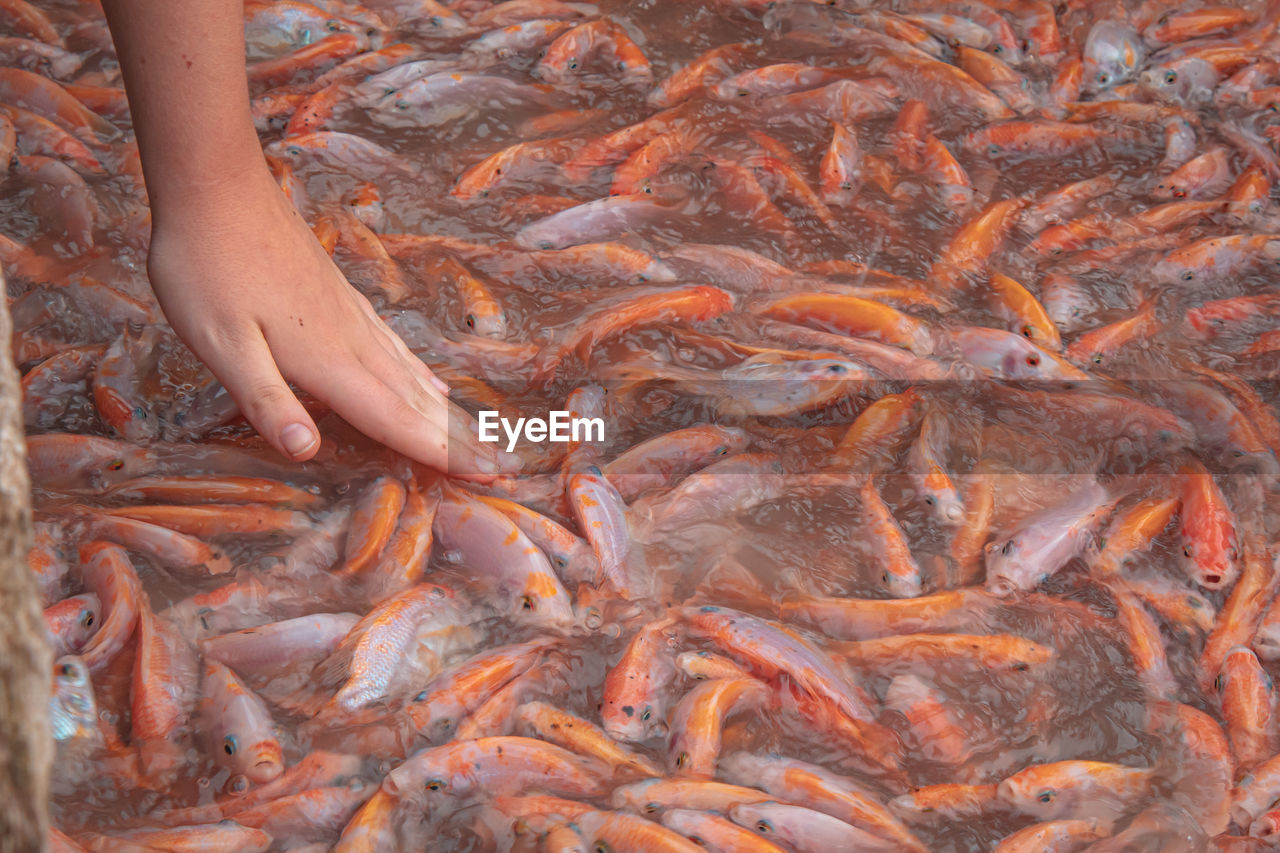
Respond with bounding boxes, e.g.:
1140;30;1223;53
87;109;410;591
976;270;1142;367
102;0;516;479
147;165;514;477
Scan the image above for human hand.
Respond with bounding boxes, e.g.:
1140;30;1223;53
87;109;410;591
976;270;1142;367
145;163;517;480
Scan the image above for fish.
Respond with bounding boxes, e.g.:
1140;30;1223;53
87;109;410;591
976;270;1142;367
997;760;1156;822
435;486;575;626
199;659;285;784
984;481;1117;596
600;616;679;741
1177;458;1239;590
992;818;1108;853
516;700;661;777
381;736;610;801
77;541;142;672
719;751;925;850
43;594;100;658
48;656;98;746
666;677;769;777
660;808;789;853
309;583;475;715
858;478;924;598
1082;21;1145;92
681;605;875;726
729;801;903;852
1217;646;1277;770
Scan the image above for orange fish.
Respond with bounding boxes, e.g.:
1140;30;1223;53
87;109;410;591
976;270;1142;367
859;478;924;598
199;659;284;784
929;197;1027;291
132;604;200;783
1178;459;1239;590
518;700;661;777
836;633;1054;673
997;760;1155;822
601;616;679;741
1090;496;1179;577
77;541;142;672
336;476;406;577
667;677;769;777
1110;588;1176;699
1217;646;1278;770
382;736;609;802
755;292;934;354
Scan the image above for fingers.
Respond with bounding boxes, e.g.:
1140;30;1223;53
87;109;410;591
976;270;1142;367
292;345;517;480
199;330;322;462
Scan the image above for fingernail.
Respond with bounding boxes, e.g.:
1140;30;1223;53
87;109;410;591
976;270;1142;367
498;450;524;473
428;374;450;395
474;454;501;474
280;423;318;458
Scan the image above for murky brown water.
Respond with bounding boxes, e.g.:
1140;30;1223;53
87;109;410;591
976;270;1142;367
8;0;1280;850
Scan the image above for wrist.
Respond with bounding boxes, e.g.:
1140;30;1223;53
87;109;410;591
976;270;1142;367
148;155;281;230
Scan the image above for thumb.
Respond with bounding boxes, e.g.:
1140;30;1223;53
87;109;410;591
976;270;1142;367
202;331;321;461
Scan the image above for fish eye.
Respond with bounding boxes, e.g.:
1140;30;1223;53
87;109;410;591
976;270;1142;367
641;708;652;721
713;445;729;455
1013;662;1029;672
1164;70;1177;84
568;59;579;70
1020;325;1034;339
755;820;773;833
1002;540;1014;555
594;843;611;853
644;802;660;814
992;44;1003;54
465;313;476;329
286;146;303;157
325;19;341;31
553;555;569;570
197;607;213;631
1215;673;1226;692
520;595;534;611
924;495;936;506
1037;790;1055;803
881;572;890;583
425;779;447;791
223;735;237;756
1092;353;1103;364
81;611;95;628
1097;71;1110;85
1180;270;1194;282
987;144;1001;156
676;752;689;768
1183;545;1194;558
228;774;250;795
1025;354;1040;367
108;458;125;471
1173;189;1185;198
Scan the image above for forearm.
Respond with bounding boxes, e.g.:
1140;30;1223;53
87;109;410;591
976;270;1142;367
100;0;266;217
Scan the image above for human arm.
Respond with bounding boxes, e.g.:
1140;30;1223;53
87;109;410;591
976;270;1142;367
98;0;515;478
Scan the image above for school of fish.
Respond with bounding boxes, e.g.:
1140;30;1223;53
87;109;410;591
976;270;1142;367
7;0;1280;849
